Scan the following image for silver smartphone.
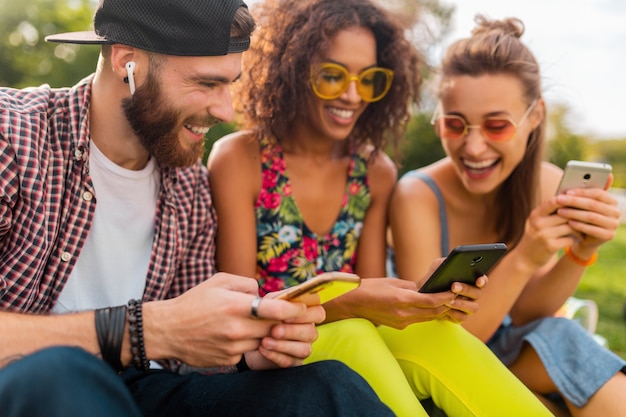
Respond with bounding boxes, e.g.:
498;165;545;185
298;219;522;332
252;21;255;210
556;160;612;195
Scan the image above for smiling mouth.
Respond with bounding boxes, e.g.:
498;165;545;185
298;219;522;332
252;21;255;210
328;107;356;120
184;123;211;136
462;158;500;174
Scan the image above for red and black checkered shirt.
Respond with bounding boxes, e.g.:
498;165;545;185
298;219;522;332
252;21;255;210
0;76;216;313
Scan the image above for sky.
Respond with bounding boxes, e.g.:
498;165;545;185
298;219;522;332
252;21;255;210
437;0;626;139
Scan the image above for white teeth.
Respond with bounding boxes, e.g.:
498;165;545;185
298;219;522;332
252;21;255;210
185;124;210;135
328;107;355;119
464;159;497;169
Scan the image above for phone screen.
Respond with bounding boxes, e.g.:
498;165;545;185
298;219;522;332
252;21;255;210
289;280;360;305
276;272;360;305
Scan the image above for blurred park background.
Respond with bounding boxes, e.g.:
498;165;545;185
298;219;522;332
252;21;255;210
2;0;625;357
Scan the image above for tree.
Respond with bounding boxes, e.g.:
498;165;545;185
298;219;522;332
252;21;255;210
369;1;455;177
0;0;98;88
592;139;626;188
203;122;237;165
372;0;454;38
395;113;445;177
545;103;588;169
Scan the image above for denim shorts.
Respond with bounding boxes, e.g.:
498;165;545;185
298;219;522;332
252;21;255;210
487;316;626;407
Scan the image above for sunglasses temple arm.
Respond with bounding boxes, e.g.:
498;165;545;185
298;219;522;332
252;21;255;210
519;99;539;124
430;106;440;125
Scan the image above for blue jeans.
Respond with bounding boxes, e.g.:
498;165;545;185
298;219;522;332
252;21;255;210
1;347;393;417
488;316;626;407
0;346;141;417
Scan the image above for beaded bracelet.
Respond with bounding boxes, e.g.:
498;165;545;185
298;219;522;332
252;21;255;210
127;299;150;371
95;305;126;372
564;246;598;267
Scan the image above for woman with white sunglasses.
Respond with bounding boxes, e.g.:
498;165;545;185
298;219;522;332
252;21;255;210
208;0;552;416
389;15;626;416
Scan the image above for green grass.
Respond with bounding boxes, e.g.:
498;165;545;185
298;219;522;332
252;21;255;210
574;224;626;359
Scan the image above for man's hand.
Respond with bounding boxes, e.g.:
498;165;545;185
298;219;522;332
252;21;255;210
142;273;317;369
245;303;325;369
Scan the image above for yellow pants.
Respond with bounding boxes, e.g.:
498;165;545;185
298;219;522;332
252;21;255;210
305;319;552;417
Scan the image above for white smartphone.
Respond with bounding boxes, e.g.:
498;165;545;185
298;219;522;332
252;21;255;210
418;243;508;293
275;272;361;305
556;160;612;195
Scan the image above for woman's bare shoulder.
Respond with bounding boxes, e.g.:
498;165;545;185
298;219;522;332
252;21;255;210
395;158;451;194
207;131;259;170
541;160;564;176
540;160;564;196
361;146;398;188
209;130;257;161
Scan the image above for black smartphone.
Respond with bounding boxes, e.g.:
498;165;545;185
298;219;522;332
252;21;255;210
418;243;508;293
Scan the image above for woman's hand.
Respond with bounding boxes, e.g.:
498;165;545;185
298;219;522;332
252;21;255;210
519;185;620;268
555;187;620;257
442;277;486;323
516;197;581;269
323;275;484;329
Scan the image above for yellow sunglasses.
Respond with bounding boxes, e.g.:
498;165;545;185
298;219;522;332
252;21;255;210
310;63;394;103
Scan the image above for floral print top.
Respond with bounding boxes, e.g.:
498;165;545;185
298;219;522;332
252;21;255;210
255;138;371;295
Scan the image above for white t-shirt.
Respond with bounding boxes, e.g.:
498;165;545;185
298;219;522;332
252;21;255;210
53;141;159;313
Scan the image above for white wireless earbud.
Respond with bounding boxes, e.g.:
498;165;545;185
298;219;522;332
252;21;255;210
125;61;136;95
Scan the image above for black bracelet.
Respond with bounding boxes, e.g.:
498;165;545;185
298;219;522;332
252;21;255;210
95;305;126;372
127;299;150;371
236;355;250;372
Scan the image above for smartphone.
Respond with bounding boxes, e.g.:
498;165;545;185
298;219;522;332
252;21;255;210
556;160;612;195
275;272;361;305
418;243;508;293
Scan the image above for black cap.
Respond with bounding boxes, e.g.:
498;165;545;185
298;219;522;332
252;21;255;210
45;0;250;56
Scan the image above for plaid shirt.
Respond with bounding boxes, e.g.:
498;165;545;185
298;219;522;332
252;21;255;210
0;76;217;313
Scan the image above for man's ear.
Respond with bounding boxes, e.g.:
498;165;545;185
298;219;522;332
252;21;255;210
110;45;139;95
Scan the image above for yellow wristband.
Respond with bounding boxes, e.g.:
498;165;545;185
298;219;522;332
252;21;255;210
564;246;598;267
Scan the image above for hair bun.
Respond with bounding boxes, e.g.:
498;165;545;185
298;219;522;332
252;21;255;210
471;15;525;39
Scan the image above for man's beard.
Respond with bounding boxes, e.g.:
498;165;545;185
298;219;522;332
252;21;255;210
122;70;206;168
